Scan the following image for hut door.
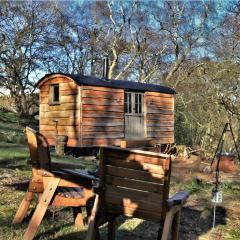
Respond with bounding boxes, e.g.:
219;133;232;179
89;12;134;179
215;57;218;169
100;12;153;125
124;92;145;138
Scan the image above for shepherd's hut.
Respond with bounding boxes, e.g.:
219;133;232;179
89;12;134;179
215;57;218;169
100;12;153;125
36;71;176;148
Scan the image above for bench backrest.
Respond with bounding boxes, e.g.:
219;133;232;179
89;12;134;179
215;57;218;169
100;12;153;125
99;146;171;223
26;127;51;170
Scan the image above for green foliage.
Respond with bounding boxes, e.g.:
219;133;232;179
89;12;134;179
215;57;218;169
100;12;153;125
1;143;240;239
0;96;15;112
175;103;194;147
174;59;240;154
222;181;232;190
229;229;240;239
0;143;98;239
0;108;37;144
5;132;26;144
185;177;209;194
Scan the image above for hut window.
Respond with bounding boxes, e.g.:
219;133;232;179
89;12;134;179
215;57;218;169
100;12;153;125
124;92;143;114
50;84;60;104
124;92;132;113
135;93;143;114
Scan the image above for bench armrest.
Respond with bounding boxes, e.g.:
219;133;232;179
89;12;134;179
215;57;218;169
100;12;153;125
167;191;189;209
51;162;85;170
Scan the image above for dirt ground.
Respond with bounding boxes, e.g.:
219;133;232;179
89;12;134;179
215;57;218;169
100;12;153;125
171;155;240;240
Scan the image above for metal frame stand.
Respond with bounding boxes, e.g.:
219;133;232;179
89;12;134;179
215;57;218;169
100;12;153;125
211;122;240;167
210;122;240;231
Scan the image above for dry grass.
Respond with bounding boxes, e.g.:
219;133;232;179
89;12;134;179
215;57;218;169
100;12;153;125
0;144;240;239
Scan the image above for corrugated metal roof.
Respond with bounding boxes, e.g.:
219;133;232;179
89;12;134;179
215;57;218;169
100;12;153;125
36;73;176;94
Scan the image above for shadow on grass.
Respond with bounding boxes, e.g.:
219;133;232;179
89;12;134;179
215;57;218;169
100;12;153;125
0;125;23;133
34;223;82;240
6;181;29;191
34;207;90;240
0;157;30;171
45;206;227;240
178;206;226;239
0;144;26;148
114;206;226;240
10;205;80;238
6;202;228;240
3;209;36;226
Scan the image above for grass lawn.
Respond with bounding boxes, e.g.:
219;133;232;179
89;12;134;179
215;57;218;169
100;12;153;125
0;142;98;240
0;143;240;240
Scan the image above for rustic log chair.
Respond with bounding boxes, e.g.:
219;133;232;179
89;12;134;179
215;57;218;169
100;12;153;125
86;146;189;240
12;127;97;240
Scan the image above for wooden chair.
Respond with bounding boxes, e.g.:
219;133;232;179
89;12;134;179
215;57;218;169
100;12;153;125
86;146;189;240
12;127;97;240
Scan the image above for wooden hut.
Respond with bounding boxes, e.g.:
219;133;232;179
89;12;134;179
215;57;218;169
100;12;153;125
36;73;176;148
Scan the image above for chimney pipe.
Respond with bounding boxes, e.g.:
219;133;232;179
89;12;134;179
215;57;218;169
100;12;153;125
102;56;109;79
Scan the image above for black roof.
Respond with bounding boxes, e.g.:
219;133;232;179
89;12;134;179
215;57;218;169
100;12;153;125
36;73;176;94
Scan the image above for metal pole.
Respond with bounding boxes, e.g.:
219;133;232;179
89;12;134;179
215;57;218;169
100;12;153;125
210;123;228;166
228;122;240;161
215;135;225;189
212;201;217;229
211;126;225;232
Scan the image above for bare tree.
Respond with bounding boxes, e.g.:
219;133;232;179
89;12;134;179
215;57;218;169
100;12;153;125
0;1;53;117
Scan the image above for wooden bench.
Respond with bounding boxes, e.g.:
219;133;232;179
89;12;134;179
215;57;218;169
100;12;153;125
86;146;189;240
12;127;97;240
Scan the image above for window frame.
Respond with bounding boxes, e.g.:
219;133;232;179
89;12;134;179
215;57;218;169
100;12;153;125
124;91;144;115
49;84;60;105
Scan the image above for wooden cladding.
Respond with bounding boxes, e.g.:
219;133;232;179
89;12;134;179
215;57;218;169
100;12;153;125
83;104;123;112
81;86;124;147
40;103;79;112
40;118;80;126
145;92;174;143
82;90;123;100
39;76;80;146
82;99;123;106
41;110;80;119
38;74;175;147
